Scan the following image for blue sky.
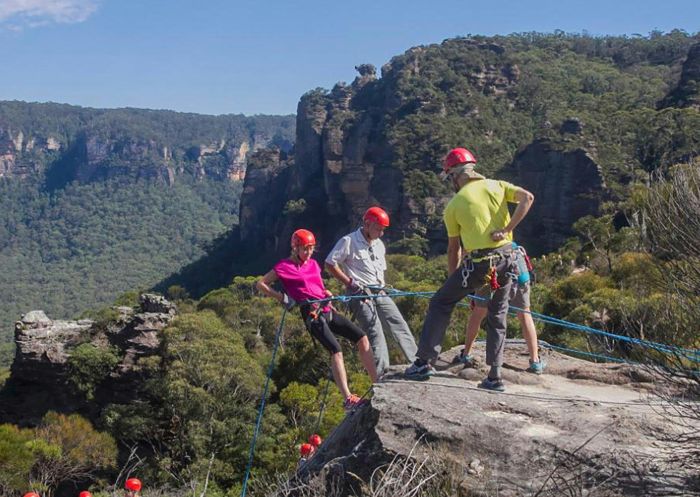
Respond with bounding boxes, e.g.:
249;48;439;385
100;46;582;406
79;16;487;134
0;0;698;115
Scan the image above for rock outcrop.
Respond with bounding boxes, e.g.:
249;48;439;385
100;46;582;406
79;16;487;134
0;294;176;425
11;311;93;387
0;127;51;178
298;342;698;497
511;140;605;254
238;69;398;264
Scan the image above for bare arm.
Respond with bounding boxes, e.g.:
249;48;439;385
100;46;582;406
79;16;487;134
256;269;285;303
447;236;462;276
492;188;535;241
325;262;352;288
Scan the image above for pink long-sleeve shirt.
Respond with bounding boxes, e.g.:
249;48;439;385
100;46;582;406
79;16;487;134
273;258;328;305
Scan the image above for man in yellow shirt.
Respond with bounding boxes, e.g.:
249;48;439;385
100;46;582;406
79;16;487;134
405;148;534;391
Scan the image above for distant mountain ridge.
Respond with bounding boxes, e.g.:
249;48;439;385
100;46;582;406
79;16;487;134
0;101;295;186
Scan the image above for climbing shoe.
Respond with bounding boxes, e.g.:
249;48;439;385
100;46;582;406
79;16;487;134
527;359;546;375
343;394;365;412
457;348;476;366
478;377;505;392
404;360;435;381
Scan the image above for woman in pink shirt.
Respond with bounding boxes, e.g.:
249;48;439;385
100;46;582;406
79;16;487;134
257;229;377;410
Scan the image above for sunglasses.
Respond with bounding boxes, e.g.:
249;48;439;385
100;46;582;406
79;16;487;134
368;246;376;261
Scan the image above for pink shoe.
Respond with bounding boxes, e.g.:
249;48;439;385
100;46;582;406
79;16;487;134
343;393;365;411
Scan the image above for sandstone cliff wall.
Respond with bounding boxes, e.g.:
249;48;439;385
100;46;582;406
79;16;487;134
0;104;295;184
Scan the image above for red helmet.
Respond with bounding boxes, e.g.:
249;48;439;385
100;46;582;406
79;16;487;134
299;443;315;457
363;207;390;227
24;493;40;497
79;492;92;497
125;478;142;492
308;433;322;447
291;229;316;248
443;148;477;173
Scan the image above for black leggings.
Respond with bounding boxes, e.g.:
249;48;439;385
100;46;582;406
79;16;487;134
301;308;366;354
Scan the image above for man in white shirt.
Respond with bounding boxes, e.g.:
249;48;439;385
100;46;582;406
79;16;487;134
326;207;418;375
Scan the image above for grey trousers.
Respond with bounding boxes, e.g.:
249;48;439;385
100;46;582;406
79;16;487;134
349;294;418;374
417;250;516;367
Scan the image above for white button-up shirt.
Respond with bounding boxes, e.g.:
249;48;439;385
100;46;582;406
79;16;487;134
325;228;387;287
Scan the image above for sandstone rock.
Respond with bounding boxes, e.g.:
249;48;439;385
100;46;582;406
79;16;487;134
512;139;605;254
20;310;52;326
12;312;93;396
300;342;697;496
235;40;549;270
138;293;176;315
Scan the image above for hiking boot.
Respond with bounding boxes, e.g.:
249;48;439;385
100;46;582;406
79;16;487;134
527;359;546;375
457;348;476;366
404;360;435;381
478;377;505;392
343;394;365;412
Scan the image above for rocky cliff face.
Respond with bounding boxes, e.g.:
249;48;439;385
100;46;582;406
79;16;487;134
296;343;698;497
0;128;59;178
238;67;401;263
661;42;700;110
512;139;605;254
0;294;176;426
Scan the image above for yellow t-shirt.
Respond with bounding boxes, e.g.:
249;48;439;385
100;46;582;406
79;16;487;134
443;179;519;251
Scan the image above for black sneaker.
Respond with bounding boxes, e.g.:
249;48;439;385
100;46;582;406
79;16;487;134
457;348;476;366
478;377;505;392
404;360;435;381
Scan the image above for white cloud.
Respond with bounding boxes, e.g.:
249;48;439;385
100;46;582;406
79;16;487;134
0;0;99;28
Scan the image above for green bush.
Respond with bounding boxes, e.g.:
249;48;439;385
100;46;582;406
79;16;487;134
67;344;120;400
0;424;34;494
0;413;117;497
0;343;13;369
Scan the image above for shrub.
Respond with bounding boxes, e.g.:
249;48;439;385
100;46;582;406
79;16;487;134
67;344;120;400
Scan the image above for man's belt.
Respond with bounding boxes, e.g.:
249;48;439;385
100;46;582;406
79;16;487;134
467;244;514;263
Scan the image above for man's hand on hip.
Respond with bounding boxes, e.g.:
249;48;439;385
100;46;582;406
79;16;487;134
490;229;509;242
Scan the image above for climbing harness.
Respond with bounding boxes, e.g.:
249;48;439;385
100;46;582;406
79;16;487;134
487;265;500;291
304;302;334;325
461;257;475;288
461;245;515;290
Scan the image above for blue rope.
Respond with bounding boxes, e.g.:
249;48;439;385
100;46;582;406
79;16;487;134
313;375;332;435
463;292;700;359
539;342;632;364
240;308;288;497
305;289;700;362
